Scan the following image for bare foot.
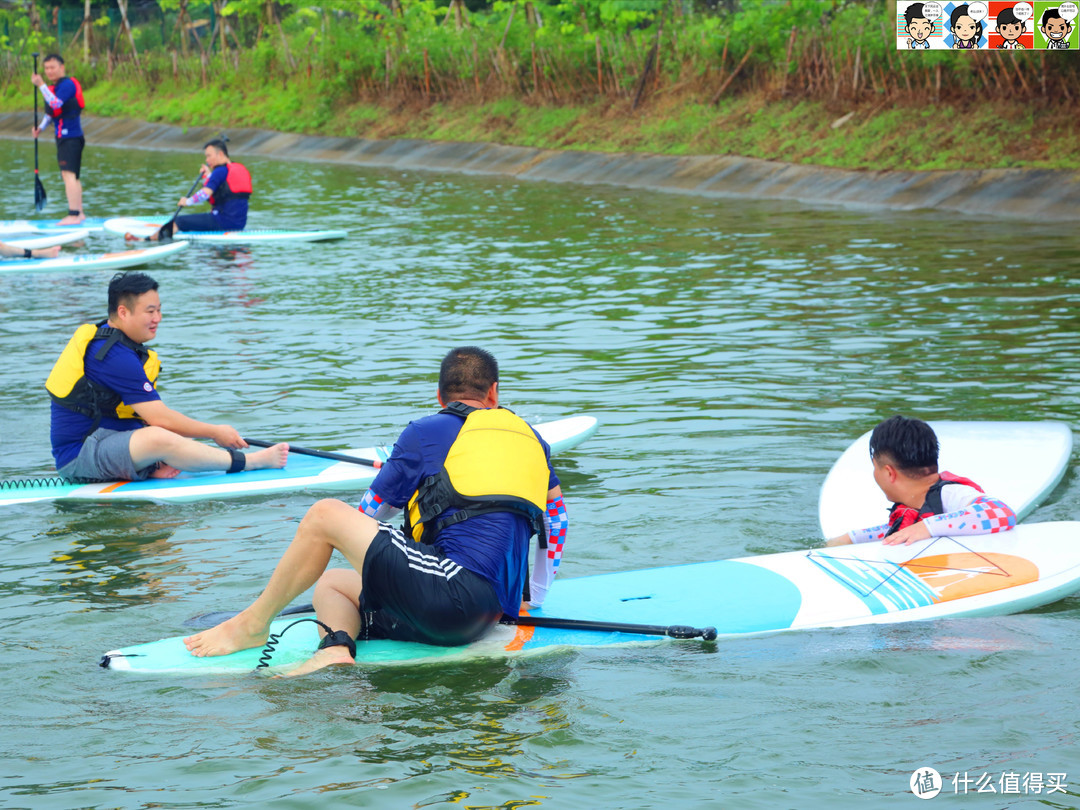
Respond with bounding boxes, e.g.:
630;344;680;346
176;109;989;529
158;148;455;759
124;231;155;242
150;463;181;479
184;610;269;657
244;442;289;471
58;214;85;225
39;246;61;259
277;646;355;677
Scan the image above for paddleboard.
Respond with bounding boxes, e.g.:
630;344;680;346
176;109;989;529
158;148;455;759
819;421;1073;539
100;521;1080;674
103;217;347;243
5;229;92;249
1;415;598;507
0;241;189;274
0;216;157;235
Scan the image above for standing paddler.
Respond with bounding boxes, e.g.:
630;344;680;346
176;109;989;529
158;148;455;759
127;139;252;241
31;54;86;225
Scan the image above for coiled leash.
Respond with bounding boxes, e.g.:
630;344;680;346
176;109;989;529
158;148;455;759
255;618;357;669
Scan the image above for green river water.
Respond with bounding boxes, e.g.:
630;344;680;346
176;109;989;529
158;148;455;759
1;139;1079;808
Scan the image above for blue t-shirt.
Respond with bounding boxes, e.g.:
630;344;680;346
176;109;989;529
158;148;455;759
369;410;559;617
203;165;248;230
50;331;161;468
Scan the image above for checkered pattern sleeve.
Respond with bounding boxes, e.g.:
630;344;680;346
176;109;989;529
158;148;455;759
358;488;402;521
924;496;1016;537
528;495;568;607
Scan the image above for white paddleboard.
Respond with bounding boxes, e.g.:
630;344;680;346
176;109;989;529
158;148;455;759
5;229;92;249
1;416;598;506
0;216;156;235
819;421;1073;539
104;217;348;243
0;241;189;274
101;520;1080;674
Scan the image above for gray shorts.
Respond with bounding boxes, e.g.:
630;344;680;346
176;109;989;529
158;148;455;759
58;428;153;483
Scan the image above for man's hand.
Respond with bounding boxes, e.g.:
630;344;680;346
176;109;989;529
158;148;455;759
212;425;247;450
31;73;44;87
882;521;931;546
178;197;190;207
31;126;41;138
199;163;211;177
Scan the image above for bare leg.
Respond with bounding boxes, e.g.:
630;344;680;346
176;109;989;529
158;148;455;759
280;569;363;677
58;171;84;224
184;500;380;657
128;426;288;473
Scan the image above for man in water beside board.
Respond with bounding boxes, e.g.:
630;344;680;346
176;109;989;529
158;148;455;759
184;346;569;676
826;415;1016;547
126;139;252;241
46;271;288;482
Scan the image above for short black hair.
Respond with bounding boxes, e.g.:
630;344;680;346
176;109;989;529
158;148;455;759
42;53;64;65
997;7;1022;27
203;138;229;157
905;3;927;26
950;5;983;39
868;415;939;475
1042;8;1066;25
108;272;159;316
439;346;499;402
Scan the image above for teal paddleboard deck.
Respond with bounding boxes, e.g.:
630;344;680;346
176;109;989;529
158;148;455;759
0;216;158;234
2;416;597;507
104;217;347;243
0;241;188;274
101;522;1080;674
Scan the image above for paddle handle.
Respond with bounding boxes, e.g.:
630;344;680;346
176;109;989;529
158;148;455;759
32;53;39;167
243;438;381;469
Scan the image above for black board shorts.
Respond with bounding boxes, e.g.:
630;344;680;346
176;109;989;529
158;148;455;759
56;136;84;179
360;524;502;647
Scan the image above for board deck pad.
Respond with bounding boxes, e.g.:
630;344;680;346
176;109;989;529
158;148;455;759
0;241;189;274
2;416;598;506
103;217;347;243
101;521;1080;674
818;421;1073;539
0;216;157;235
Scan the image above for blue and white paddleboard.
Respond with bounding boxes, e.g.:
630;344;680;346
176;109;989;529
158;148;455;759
101;521;1080;674
5;229;91;249
0;216;158;235
819;421;1073;539
2;416;598;507
103;217;347;243
0;241;188;275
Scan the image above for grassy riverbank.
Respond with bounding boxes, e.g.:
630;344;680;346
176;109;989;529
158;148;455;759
3;79;1075;173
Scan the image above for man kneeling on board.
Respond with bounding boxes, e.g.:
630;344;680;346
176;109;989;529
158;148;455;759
47;271;287;482
127;138;251;241
826;415;1016;547
184;346;569;676
0;241;60;260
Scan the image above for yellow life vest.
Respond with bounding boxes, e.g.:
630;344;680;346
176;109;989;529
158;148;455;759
405;403;549;545
46;322;160;425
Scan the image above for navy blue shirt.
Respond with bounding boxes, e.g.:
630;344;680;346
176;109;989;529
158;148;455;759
50;333;160;468
369;410;559;617
203;165;248;230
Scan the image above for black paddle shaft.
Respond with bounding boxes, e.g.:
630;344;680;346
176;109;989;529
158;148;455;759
243;438;381;468
32;52;46;212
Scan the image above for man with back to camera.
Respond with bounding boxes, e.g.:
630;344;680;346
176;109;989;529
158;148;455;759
184;346;570;676
31;54;86;225
826;415;1016;547
47;271;288;482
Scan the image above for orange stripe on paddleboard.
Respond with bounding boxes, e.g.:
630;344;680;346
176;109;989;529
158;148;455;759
99;480;131;493
505;603;535;651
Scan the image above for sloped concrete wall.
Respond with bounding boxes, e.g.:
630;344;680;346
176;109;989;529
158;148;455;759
1;113;1074;220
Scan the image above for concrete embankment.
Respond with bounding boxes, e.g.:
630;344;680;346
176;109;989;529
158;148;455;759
1;113;1075;220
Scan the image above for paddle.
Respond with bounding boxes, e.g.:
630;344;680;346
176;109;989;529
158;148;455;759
243;438;382;469
183;602;718;640
154;173;205;240
32;52;46;212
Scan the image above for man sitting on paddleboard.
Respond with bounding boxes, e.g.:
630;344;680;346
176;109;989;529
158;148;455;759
184;346;569;677
826;415;1016;547
127;139;252;241
47;271;288;482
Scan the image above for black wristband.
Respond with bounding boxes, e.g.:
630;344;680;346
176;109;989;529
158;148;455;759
23;248;31;258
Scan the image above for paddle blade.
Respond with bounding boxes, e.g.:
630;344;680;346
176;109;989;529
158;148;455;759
34;176;46;212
